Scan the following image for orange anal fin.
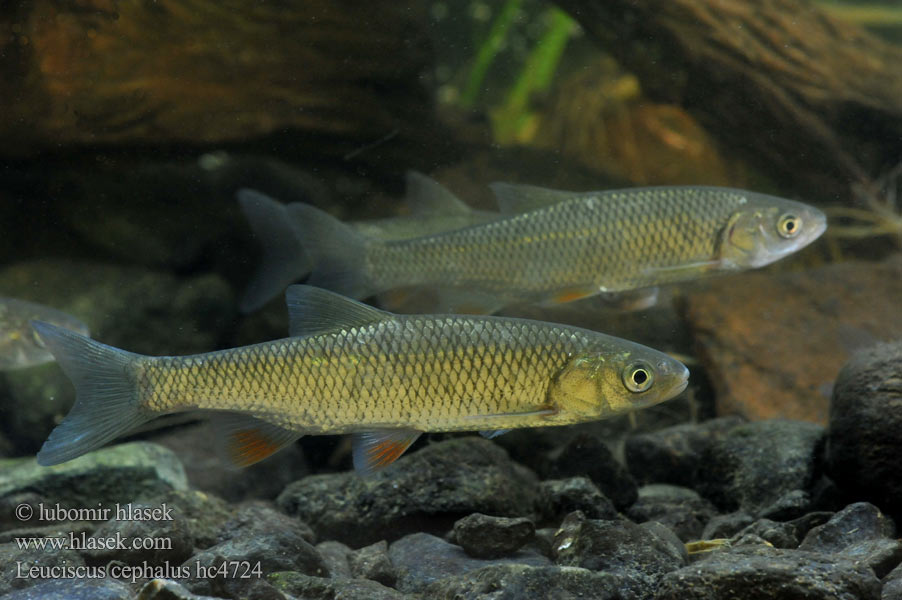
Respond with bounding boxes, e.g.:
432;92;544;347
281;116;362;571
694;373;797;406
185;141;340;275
218;414;303;468
352;429;422;475
549;286;597;305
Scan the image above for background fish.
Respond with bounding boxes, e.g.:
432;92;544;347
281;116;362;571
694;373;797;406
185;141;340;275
32;285;688;473
288;184;827;313
0;297;89;371
239;171;500;313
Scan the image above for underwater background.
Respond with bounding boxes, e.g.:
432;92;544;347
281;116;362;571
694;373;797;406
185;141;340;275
0;0;901;599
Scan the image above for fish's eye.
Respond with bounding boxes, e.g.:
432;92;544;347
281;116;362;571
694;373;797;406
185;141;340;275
622;361;654;393
777;214;800;238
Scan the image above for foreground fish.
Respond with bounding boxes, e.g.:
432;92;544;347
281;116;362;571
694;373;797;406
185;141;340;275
32;285;688;472
278;184;826;313
0;297;89;370
239;172;499;312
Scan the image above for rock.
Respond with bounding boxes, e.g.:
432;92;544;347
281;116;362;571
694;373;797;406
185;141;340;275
701;512;755;540
552;512;687;597
654;545;882;600
183;503;326;598
539;477;618;522
143;489;234;551
153;422;310;503
0;260;235;454
137;578;223;599
81;499;195;567
348;540;396;587
695;419;825;519
799;502;902;578
732;512;833;549
267;571;411;600
0;544;85;596
451;513;535;559
545;433;637;510
883;563;902;600
315;541;352;579
826;342;902;517
0;577;134;600
682;257;902;423
277;437;541;546
424;563;624;600
626;484;717;542
625;417;746;487
0;442;187;530
389;532;550;593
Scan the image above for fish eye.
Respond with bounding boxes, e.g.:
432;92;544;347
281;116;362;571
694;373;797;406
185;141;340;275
777;214;800;238
622;361;654;393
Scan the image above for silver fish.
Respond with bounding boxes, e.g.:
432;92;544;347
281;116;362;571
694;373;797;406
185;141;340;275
0;297;89;370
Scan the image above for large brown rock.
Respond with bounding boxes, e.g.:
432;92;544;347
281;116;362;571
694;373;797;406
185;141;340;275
682;256;902;424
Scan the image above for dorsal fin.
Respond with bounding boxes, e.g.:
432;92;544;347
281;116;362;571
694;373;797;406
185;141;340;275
284;285;391;337
404;171;472;216
489;182;576;214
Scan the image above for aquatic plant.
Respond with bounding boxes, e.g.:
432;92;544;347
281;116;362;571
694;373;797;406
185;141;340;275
826;161;902;249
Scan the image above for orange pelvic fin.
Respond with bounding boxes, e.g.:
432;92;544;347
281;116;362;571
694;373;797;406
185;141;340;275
352;429;422;475
220;415;303;468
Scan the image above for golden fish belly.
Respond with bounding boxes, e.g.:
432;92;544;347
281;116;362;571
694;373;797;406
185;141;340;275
136;319;575;433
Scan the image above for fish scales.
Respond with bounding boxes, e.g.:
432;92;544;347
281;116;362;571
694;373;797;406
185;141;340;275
139;315;588;433
367;188;741;298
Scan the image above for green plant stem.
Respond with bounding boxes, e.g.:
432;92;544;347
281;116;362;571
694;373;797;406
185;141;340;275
460;0;522;109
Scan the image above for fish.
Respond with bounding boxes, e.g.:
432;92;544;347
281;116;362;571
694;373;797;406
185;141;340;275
31;285;688;473
0;297;89;371
238;171;500;313
285;184;827;311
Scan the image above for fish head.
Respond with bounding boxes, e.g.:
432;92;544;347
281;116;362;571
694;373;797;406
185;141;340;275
718;193;826;269
546;349;689;423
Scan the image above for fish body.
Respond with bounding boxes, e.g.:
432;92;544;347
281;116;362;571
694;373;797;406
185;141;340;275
33;286;688;471
294;185;827;308
0;297;89;370
239;172;499;313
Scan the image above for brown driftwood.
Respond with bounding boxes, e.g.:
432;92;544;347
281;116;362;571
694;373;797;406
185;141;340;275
0;1;445;163
552;0;902;196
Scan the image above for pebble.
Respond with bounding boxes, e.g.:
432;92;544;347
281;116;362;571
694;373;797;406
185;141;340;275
451;513;535;559
626;484;716;542
348;540;397;587
546;433;637;510
539;477;618;522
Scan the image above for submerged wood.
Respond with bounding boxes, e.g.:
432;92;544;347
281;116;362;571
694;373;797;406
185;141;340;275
0;0;444;162
552;0;902;195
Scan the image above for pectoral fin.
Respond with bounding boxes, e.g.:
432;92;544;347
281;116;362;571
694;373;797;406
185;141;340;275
479;429;511;439
352;429;422;475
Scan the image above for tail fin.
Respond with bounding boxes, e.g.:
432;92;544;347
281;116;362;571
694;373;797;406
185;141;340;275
285;202;375;299
237;189;312;313
31;321;149;466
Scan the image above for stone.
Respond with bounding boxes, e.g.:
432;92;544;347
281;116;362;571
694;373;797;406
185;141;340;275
545;433;638;510
424;564;624;600
654;545;881;600
701;512;755;540
348;540;396;587
0;577;134;600
552;512;687;598
682;256;902;423
826;342;902;517
0;260;235;454
267;571;411;600
0;442;187;530
695;419;825;519
389;532;550;593
625;416;746;487
451;513;535;559
137;579;223;599
277;437;541;546
626;484;717;542
0;544;85;596
883;563;902;600
732;512;833;549
315;541;352;579
799;502;902;578
143;489;234;551
539;477;618;522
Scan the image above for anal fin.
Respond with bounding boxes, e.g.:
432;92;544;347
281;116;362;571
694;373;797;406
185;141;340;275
352;429;422;475
216;414;303;468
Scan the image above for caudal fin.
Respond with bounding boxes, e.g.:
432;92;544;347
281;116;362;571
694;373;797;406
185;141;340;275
31;321;149;466
237;189;312;313
285;202;375;299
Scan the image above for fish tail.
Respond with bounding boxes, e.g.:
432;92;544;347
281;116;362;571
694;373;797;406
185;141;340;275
285;201;376;300
31;321;149;466
237;189;313;313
